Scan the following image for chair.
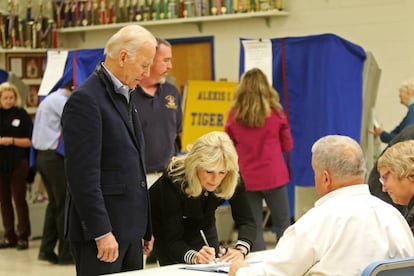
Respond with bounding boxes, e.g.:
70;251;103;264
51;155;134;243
361;256;414;276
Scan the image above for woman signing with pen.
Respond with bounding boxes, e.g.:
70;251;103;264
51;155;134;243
149;131;256;265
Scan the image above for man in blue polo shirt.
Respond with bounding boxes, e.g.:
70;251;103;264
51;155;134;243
132;38;182;186
132;37;182;265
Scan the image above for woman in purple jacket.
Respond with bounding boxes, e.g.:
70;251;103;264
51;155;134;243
225;68;293;251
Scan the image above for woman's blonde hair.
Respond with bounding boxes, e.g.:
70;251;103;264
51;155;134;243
0;82;22;108
230;67;283;128
168;131;239;199
378;140;414;181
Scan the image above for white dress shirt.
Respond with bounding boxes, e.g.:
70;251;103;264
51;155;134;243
237;184;414;276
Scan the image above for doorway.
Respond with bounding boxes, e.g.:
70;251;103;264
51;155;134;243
168;36;215;96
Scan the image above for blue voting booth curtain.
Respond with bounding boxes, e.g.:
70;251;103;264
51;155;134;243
30;48;105;168
240;33;366;214
0;69;8;83
47;48;105;155
49;48;105;92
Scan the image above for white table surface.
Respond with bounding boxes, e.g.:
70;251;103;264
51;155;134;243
111;249;272;275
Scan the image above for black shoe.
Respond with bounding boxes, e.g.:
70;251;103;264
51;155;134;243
0;240;17;249
38;252;59;264
16;241;28;250
146;252;157;264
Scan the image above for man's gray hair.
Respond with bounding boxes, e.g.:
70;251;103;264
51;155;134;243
104;25;156;61
311;135;367;178
400;79;414;95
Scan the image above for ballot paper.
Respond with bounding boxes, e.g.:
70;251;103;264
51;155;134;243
181;260;262;273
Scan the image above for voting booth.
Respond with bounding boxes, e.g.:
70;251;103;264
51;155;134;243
239;33;380;220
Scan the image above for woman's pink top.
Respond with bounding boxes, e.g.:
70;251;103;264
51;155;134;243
225;109;293;191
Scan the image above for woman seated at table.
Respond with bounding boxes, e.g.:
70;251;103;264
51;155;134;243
149;131;256;266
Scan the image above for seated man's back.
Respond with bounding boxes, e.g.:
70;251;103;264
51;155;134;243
231;135;414;276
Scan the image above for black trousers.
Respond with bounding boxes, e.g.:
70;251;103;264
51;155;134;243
71;239;143;276
36;150;72;261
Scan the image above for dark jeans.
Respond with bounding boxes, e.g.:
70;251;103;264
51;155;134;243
0;159;30;243
36;150;72;261
247;185;291;251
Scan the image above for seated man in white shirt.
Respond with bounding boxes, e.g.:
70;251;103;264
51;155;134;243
229;135;414;276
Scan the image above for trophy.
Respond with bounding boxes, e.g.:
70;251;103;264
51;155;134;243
54;0;63;28
163;0;169;19
143;0;151;21
26;0;33;22
83;0;92;26
0;13;6;48
129;0;136;22
71;1;80;27
168;0;176;19
109;0;117;24
92;0;99;25
183;0;194;17
194;0;202;16
46;19;55;48
25;21;33;48
100;0;107;24
37;3;53;48
152;0;160;20
136;0;144;21
18;19;24;47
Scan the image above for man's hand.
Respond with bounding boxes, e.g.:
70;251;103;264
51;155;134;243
229;259;249;276
142;236;154;255
369;127;383;137
96;233;119;263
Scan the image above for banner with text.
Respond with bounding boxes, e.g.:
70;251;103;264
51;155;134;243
181;80;238;152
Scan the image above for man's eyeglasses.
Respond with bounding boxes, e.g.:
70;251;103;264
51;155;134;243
379;171;390;185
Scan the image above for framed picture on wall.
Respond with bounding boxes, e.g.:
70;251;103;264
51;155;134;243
25;57;40;79
9;57;23;78
6;52;46;80
26;84;40;107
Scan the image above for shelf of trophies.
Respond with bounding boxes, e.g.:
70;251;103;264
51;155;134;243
57;9;288;35
0;0;287;50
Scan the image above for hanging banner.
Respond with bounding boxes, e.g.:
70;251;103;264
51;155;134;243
181;80;238;151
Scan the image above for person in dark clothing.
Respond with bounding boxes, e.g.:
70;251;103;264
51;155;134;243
149;131;256;266
370;79;414;143
377;139;414;235
61;25;157;275
368;124;414;217
0;82;32;250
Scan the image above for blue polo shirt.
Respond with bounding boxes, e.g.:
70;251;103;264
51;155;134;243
132;82;182;173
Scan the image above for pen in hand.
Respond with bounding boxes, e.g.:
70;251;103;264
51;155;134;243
200;230;217;264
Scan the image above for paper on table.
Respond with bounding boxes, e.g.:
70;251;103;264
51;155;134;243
181;259;262;273
181;261;231;273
